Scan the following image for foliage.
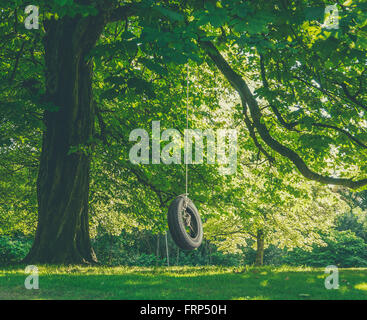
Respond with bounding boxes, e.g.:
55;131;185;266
204;169;349;254
336;191;367;242
283;230;367;267
92;231;243;267
0;235;32;265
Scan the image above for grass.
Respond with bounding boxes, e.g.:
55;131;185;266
0;265;366;300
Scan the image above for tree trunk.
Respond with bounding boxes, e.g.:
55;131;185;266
155;234;160;266
24;16;105;264
255;229;265;266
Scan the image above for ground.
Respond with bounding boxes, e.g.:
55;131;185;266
0;265;366;300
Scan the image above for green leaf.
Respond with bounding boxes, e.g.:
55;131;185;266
356;35;367;49
138;58;166;76
343;0;353;6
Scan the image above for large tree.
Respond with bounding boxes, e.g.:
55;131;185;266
20;1;137;263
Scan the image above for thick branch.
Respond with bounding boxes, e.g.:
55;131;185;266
200;40;367;189
242;103;275;163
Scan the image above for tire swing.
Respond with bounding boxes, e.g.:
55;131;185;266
167;65;203;251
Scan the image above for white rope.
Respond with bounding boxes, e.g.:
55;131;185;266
185;64;189;199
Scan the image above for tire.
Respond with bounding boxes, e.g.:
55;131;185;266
167;195;203;250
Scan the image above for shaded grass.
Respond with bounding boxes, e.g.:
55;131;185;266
0;265;366;300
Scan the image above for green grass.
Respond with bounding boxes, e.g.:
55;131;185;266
0;265;366;300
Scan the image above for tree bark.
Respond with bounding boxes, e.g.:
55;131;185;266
255;229;265;266
24;16;105;264
156;234;160;266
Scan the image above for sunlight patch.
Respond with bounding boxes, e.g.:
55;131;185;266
355;283;367;291
234;296;269;300
260;280;268;287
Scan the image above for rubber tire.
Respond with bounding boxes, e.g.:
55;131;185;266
167;195;203;251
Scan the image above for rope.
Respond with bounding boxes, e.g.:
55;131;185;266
165;232;170;267
185;64;189;199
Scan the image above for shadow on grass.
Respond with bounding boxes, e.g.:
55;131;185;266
0;266;367;300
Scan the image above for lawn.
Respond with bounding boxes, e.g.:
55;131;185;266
0;265;366;300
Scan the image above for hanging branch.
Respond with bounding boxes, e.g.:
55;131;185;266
242;102;275;164
199;40;367;190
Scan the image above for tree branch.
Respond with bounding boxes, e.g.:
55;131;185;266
242;103;275;164
259;54;299;131
199;40;367;189
260;56;367;150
